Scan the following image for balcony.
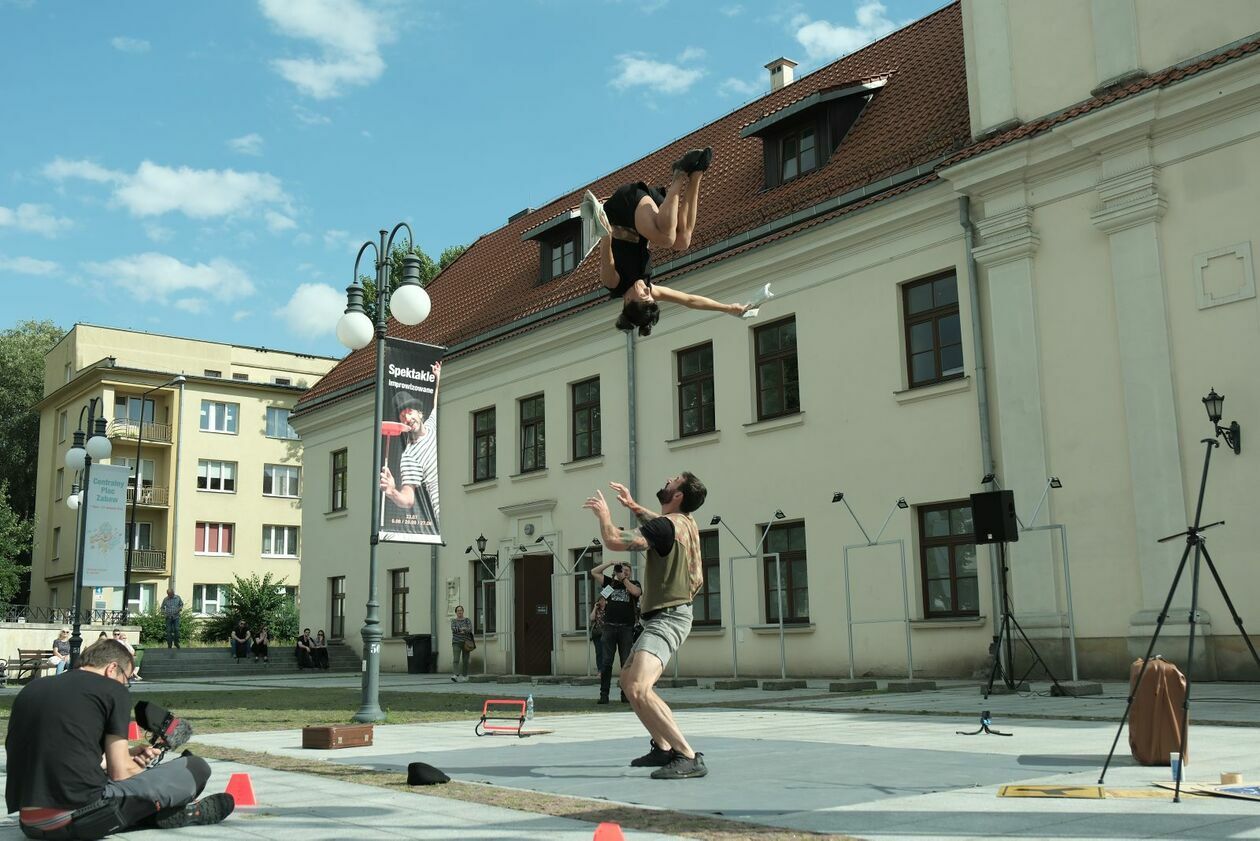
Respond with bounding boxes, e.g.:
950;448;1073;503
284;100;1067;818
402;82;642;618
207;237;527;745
127;549;167;573
108;419;173;444
126;485;169;507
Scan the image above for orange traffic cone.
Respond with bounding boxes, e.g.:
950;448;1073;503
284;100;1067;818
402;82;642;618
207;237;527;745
593;822;625;841
128;721;141;741
224;773;256;807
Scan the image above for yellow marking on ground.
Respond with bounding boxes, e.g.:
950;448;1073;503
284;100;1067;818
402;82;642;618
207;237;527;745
998;785;1104;799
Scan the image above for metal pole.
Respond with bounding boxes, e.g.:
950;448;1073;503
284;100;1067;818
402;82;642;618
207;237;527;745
844;546;856;679
873;501;900;544
728;555;738;678
774;553;786;679
123;395;145;621
1059;524;1079;682
169;377;186;591
841;498;873;544
1025;479;1053;529
69;400;99;669
898;539;914;681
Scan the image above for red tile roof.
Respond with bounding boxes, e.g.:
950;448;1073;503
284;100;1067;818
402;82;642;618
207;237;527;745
297;2;971;414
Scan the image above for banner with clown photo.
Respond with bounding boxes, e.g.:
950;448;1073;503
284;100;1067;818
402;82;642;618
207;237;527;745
378;337;444;544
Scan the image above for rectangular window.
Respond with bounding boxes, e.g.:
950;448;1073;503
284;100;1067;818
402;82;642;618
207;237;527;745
194;521;234;555
390;568;409;636
780;126;817;182
204;369;222;378
279;585;299;607
265;407;298;439
545;233;578;281
903;273;963;388
125;522;153;550
232;373;249;381
331;449;348;511
573;549;603;631
262;525;299;557
114;396;155;424
919;501;979;618
56;467;64;501
763;520;809;623
473;408;496;482
519;395;545;472
473;554;497;634
58;410;68;443
196;459;236;493
330;576;346;639
571;378;601;461
263;464;301;497
192;583;230;615
273;377;292;386
64;362;72;383
694;530;722;626
121;458;156;491
677;342;716;437
52;526;60;559
754;316;800;420
126;584;156;615
199;400;238;434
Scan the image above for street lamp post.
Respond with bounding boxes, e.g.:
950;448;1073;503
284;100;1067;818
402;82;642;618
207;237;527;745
64;397;113;668
122;375;186;623
335;223;432;723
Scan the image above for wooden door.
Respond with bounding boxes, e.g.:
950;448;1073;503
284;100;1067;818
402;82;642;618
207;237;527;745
513;554;553;675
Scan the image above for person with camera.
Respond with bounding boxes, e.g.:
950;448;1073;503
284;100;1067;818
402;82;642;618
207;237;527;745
583;474;708;780
5;639;234;838
589;560;641;704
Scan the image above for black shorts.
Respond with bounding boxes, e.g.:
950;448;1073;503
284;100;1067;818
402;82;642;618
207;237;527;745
605;182;666;299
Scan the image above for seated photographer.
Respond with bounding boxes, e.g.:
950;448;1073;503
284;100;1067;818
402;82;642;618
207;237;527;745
4;639;234;839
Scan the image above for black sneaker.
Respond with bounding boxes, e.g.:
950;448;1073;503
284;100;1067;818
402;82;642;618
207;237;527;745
154;793;235;829
597;696;609;705
629;740;673;767
673;147;713;175
651;751;708;780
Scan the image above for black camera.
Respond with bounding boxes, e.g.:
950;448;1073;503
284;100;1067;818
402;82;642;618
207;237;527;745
613;563;624;574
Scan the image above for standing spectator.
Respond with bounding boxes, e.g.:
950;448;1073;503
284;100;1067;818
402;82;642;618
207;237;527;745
295;628;314;669
589;561;641;704
229;621;250;662
588;598;607;677
159;588;184;649
252;627;270;664
313;630;330;670
450;605;473;682
48;628;71;675
112;630;141;683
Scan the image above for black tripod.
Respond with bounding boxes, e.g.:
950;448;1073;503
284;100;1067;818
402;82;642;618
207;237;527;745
983;540;1069;699
1099;437;1260;802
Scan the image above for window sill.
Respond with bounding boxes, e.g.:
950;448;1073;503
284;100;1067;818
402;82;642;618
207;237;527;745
324;510;349;520
561;456;604;473
909;615;986;629
560;630;591;640
510;469;549;483
193;553;234;557
261;555;299;560
666;430;720;451
263;494;301;500
743;412;805;436
199;429;239;435
197;489;236;494
893;376;969;405
689;624;725;635
749;622;815;634
463;478;499;493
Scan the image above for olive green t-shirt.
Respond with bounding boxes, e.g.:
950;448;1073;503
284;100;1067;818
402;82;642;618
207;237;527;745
638;512;703;614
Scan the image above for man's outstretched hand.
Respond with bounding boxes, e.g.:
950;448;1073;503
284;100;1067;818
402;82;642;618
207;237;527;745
609;482;636;510
583;489;611;519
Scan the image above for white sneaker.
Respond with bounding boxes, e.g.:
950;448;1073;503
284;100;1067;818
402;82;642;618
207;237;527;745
580;190;610;242
450;675;457;683
741;282;775;319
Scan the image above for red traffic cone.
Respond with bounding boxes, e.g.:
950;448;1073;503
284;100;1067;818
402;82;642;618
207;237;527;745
224;772;256;807
128;721;141;741
593;822;625;841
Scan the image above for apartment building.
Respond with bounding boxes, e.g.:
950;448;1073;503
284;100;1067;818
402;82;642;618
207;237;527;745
30;324;337;618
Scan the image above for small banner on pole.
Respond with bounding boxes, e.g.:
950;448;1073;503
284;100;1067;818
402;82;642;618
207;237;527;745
82;464;131;587
379;337;445;544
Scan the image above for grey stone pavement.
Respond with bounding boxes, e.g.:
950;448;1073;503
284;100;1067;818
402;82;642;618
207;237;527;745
6;672;1260;839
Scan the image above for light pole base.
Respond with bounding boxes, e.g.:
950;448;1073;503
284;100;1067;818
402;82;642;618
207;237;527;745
355;619;386;723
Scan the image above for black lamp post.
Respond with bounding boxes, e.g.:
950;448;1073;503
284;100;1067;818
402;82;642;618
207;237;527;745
334;223;432;723
1202;388;1241;454
64;398;113;668
122;375;185;622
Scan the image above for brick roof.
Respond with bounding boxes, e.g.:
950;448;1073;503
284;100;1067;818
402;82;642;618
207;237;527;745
298;2;973;414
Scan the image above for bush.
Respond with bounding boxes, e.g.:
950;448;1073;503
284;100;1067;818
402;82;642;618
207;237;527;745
198;572;299;645
132;606;198;647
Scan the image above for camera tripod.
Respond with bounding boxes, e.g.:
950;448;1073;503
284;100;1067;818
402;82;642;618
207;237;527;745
983;540;1070;699
1098;437;1260;802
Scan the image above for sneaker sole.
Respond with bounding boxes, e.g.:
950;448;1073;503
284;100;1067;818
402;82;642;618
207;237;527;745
155;793;235;829
630;755;673;767
651;767;710;779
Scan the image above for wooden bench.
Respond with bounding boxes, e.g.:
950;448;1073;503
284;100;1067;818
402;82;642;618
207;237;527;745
12;649;58;683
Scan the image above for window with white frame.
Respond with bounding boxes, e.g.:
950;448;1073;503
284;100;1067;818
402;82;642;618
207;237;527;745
192;584;230;615
200;400;238;434
56;467;64;500
262;525;299;557
265;407;298;439
120;458;156;491
194;522;233;554
263;464;300;497
197;460;236;493
126;584;156;614
52;527;61;559
125;521;153;550
58;410;68;443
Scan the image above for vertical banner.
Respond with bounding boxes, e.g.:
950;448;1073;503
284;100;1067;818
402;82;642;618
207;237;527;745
82;464;131;587
379;337;445;544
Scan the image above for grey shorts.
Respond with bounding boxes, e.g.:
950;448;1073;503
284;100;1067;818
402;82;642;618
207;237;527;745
630;603;693;669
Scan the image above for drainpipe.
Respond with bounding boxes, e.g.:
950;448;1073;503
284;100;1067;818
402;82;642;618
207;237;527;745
169;376;187;591
430;544;438;639
958;197;1002;633
626;332;638;501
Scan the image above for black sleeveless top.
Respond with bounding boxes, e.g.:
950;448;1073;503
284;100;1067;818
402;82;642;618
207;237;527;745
604;182;667;299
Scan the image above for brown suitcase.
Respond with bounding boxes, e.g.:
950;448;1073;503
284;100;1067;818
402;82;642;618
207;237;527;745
302;724;374;750
1128;657;1188;766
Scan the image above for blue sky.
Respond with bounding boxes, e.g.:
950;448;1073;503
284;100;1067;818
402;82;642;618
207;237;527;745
0;0;943;358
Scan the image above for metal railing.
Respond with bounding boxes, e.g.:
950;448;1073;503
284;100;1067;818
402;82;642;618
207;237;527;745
127;549;167;572
125;486;169;506
107;419;173;444
0;604;128;625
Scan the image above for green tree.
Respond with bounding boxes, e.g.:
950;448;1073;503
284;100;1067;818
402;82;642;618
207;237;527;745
0;319;63;519
438;244;468;270
198;572;299;644
360;242;468;323
0;481;33;604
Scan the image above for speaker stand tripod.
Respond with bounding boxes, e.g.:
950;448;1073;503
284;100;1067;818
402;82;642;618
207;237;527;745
1099;437;1260;802
983;540;1070;699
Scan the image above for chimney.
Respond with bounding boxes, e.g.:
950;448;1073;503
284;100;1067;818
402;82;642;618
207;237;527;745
765;57;798;91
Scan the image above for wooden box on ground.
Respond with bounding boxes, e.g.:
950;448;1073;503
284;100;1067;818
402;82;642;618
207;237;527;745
302;724;374;750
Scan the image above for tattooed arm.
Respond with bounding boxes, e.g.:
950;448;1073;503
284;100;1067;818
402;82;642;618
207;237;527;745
583;490;649;552
609;482;660;525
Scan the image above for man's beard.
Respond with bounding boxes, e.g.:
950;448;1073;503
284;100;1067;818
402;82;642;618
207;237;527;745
655;485;673;505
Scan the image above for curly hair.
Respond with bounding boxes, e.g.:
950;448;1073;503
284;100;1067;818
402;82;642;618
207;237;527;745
616;300;661;336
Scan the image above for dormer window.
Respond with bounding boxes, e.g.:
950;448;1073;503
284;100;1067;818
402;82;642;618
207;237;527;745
548;232;577;280
780;125;817;182
522;210;585;283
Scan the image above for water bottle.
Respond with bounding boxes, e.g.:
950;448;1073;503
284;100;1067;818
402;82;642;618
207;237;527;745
526;693;535;720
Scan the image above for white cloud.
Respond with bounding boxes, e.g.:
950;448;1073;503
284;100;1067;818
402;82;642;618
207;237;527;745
233;310;252;322
677;46;705;63
259;0;393;99
144;223;174;243
293;105;332;126
46;158;289;220
0;203;72;237
174;298;206;314
793;1;903;61
265;210;297;232
610;53;705;95
0;255;59;275
323;229;353;250
278;282;344;338
111;36;150;53
719;76;762;97
228;133;265;156
83;253;256;305
720;4;743;15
